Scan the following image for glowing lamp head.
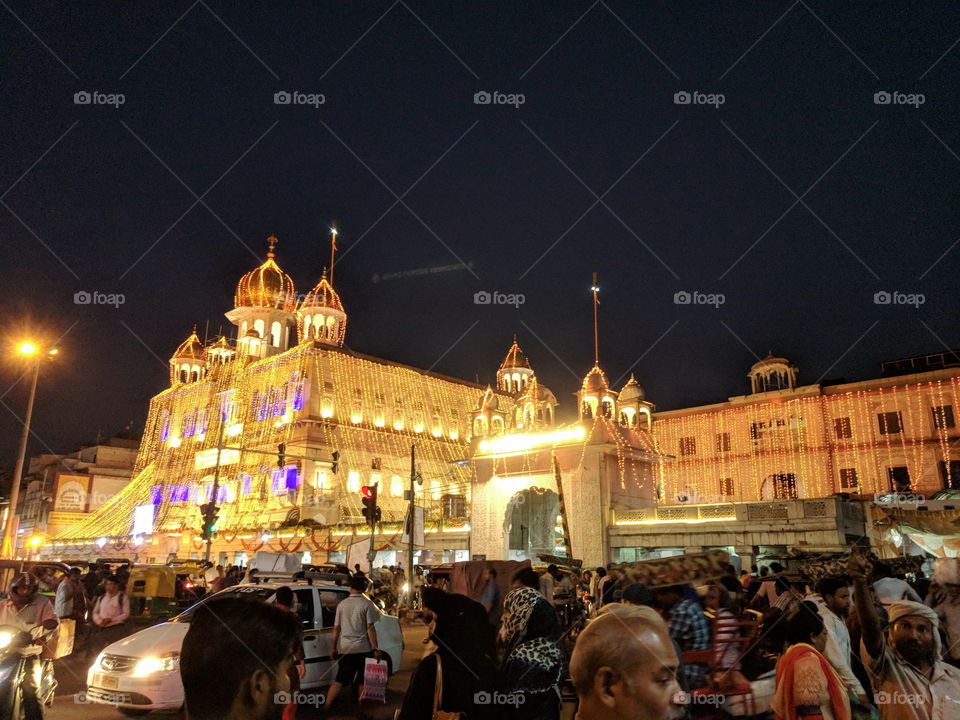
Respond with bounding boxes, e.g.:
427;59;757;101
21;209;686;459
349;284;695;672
27;536;42;547
361;485;375;500
48;348;58;356
17;342;37;356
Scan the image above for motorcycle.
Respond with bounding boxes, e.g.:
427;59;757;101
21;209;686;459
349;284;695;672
0;620;58;720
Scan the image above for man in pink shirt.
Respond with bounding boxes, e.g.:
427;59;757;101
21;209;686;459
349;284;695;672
89;575;131;658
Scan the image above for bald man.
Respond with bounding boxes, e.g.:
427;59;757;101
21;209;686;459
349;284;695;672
570;605;682;720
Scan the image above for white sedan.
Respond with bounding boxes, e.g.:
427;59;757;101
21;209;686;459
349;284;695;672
85;581;404;716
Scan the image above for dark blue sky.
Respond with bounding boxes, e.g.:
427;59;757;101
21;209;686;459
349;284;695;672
3;2;960;470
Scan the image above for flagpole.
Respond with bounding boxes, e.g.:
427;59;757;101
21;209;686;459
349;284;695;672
329;224;337;286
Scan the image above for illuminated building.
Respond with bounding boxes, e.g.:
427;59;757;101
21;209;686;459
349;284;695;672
50;236;960;566
622;352;960;564
52;236;500;564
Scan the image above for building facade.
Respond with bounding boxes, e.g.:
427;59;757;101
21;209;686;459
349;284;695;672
17;436;139;553
47;237;960;566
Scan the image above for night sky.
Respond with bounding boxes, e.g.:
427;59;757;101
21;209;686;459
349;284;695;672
3;2;960;472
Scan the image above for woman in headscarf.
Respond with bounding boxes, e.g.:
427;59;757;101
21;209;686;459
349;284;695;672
396;587;498;719
773;601;851;720
499;586;563;720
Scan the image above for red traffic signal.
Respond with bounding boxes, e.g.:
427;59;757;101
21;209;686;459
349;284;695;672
361;485;375;499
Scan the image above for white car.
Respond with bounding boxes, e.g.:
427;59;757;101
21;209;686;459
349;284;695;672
85;581;404;716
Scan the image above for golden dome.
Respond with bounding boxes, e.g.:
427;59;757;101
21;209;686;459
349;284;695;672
234;236;297;312
619;373;645;402
500;336;531;370
582;364;610;393
301;269;343;311
475;386;501;412
172;330;204;360
518;376;558;405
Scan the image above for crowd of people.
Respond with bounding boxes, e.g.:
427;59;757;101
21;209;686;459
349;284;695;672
330;555;960;719
3;553;959;720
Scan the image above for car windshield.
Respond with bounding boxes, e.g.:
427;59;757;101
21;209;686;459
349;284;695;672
172;586;275;622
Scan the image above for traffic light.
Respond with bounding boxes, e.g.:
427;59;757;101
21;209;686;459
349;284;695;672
277;442;286;469
330;450;340;474
360;483;381;523
199;502;220;541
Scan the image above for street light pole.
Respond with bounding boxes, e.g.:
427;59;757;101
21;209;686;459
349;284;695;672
2;359;40;559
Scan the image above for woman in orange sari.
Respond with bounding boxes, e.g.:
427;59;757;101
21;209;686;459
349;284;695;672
773;600;851;720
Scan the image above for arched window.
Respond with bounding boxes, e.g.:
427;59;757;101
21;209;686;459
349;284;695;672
473;416;487;437
271;321;282;347
491;416;504;435
582;401;593;419
180;369;188;383
253;319;265;338
314;315;325;339
303;315;312;339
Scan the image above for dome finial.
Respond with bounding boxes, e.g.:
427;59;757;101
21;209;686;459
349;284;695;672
267;235;278;259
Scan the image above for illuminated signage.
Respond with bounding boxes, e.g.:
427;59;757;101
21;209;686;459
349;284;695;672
132;504;155;535
476;425;587;457
194;448;240;470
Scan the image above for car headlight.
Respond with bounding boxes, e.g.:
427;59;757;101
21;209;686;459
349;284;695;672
0;632;14;650
132;653;180;676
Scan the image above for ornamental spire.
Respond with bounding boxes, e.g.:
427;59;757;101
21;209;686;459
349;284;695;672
329;223;338;286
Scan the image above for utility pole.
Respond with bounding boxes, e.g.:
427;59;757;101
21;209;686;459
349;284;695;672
2;360;39;559
202;417;226;564
364;483;378;568
406;444;416;612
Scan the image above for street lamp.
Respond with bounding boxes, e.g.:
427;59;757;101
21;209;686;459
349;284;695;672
1;341;58;558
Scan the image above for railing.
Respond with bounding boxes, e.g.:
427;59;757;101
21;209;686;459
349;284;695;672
614;497;851;526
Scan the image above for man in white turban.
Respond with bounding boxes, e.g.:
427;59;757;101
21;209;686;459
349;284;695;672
849;554;960;720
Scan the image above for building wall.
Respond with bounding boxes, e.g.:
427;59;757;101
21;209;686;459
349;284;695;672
653;370;960;505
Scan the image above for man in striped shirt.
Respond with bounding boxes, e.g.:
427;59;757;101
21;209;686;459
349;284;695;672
654;584;710;690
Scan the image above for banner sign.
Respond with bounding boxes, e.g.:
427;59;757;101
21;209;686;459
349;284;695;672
610;549;730;589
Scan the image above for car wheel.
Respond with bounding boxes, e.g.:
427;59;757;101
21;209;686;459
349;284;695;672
118;709;150;717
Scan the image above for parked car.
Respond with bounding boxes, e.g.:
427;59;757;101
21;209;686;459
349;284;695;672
85;577;404;715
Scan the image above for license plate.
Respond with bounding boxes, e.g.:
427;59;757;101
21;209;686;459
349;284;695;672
95;674;119;689
98;691;129;704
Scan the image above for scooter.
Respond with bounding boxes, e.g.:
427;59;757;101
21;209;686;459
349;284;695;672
0;620;58;720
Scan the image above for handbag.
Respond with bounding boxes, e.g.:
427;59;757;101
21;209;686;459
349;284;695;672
431;655;463;720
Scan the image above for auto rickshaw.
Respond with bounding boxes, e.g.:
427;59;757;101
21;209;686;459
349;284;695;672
126;562;207;619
